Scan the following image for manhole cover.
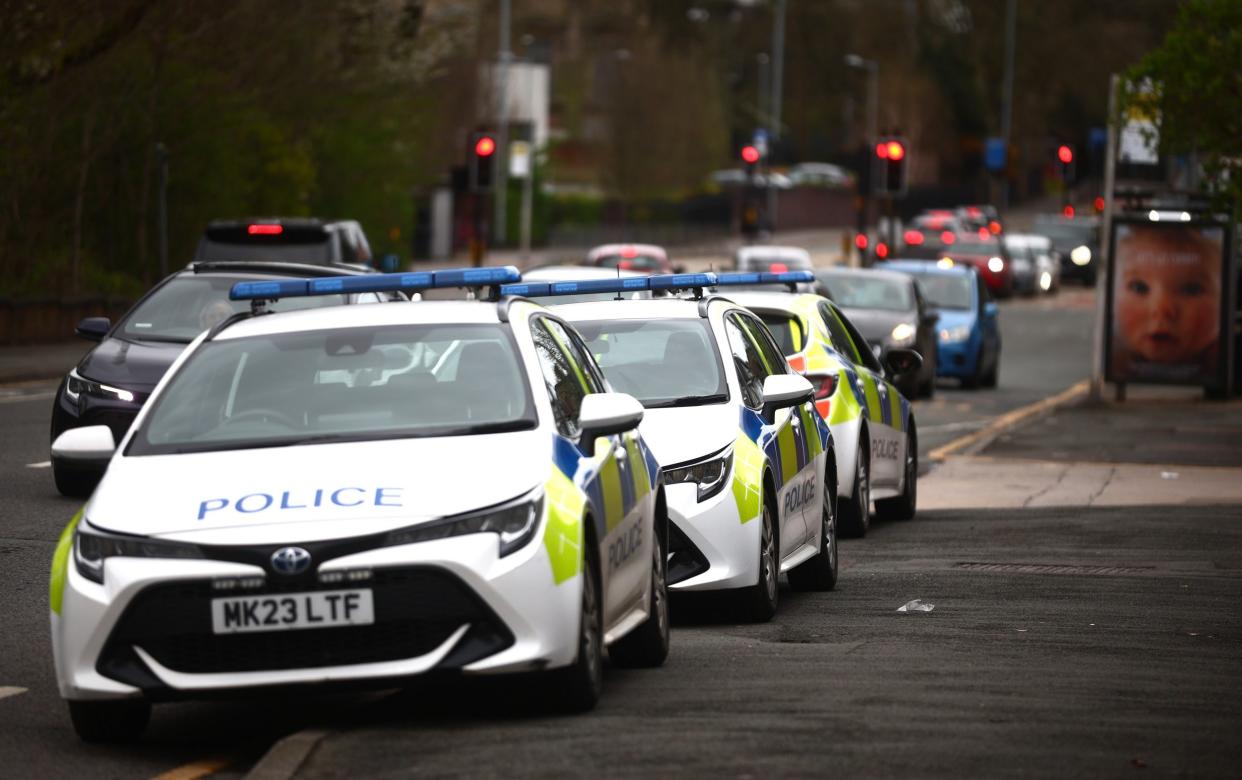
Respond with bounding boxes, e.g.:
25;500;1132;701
955;561;1156;577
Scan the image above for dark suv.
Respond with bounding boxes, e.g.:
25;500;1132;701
194;218;374;267
49;261;384;496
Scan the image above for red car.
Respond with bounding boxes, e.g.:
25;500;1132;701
940;239;1014;298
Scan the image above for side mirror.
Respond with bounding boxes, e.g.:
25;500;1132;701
380;254;401;273
884;348;923;378
578;392;644;456
75;317;111;342
984;301;999;318
51;425;116;465
760;374;814;423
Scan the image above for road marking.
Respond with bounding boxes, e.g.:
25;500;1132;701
0;391;56;405
150;757;232;780
26;461;51;469
246;729;332;780
920;420;990;434
929;379;1089;461
0;687;27;700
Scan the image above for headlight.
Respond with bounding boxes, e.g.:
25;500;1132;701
65;368;135;404
74;521;202;584
666;450;733;503
889;323;916;346
1039;272;1052;291
939;325;971;343
384;490;543;557
1070;245;1091;265
987;256;1005;273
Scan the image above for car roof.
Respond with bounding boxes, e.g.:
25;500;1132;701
216;299;512;341
184;260;372;278
883;259;974;276
736;245;811;261
553;296;716;321
523;265;647;281
815;266;913;284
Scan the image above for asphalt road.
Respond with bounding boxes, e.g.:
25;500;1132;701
3;285;1204;779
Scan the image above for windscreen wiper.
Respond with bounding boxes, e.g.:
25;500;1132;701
645;393;728;409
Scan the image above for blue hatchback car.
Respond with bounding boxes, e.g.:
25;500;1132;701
883;259;1001;388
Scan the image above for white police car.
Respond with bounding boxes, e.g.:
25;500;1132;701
49;267;668;741
506;272;837;622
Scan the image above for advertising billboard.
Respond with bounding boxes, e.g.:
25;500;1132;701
1105;217;1232;388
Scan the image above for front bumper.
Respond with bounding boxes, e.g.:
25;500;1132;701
53;531;580;701
936;337;980;378
664;482;760;592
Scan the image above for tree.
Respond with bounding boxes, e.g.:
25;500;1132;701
1124;0;1242;208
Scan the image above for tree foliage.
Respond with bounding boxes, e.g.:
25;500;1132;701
1124;0;1242;206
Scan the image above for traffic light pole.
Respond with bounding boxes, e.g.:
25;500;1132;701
493;0;511;246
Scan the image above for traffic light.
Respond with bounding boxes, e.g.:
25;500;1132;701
470;132;496;192
874;137;908;195
1056;144;1075;183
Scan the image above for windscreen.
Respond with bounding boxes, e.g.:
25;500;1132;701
573;319;727;408
130;324;535;455
818;275;913;312
909;274;973;310
120;276;349;343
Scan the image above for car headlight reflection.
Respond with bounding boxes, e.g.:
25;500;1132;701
890;322;916;346
939;325;972;344
1070;245;1092;265
666;450;733;502
65;368;135;404
74;521;202;584
987;256;1005;273
384;490;543;557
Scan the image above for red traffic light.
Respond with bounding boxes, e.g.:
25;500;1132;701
1062;204;1076;219
741;145;761;164
474;135;496;157
1057;145;1073;164
1093;196;1105;213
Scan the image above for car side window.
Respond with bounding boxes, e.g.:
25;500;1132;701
549;318;608;394
836;308;884;373
724;313;769;409
818;301;863;364
738;313;790;376
530;317;589;438
976;274;992;306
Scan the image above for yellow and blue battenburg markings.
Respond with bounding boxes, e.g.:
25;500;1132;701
729;403;828;524
50;508;83;615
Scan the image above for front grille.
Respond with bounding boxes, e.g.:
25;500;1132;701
98;567;512;685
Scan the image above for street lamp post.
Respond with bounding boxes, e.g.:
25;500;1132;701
845;54;878;263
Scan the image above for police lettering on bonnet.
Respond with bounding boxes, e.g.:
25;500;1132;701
527;270;840;624
48;265;670;742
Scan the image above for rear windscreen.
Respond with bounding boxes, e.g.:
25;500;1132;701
756;312;803;355
196;225;333;263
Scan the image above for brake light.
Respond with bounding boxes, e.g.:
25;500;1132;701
988;220;1002;234
247;224;283;235
977;227;990;240
876;242;889;259
904;230;924;246
855;233;869;249
620;246;638;259
941;231;956;245
770;262;789;273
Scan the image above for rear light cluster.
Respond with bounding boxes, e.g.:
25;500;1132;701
941;231;956;245
247;224;283;235
903;230;924;246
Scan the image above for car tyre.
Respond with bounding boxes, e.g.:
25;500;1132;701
838;436;871;538
788;477;838;592
551;540;603;713
876;424;918;521
53;460;99;498
738;498;779;622
608;518;669;668
981;356;999;388
68;699;150;743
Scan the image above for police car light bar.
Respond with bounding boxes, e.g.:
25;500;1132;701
229;266;521;301
713;270;815;287
498;273;719;299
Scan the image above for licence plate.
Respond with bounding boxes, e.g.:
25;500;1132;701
210;589;374;634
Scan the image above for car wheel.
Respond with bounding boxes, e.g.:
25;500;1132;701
876;425;918;521
608;518;670;668
838;436;871;538
551;540;603;712
982;355;999;388
788;477;838;592
68;699;150;743
738;499;779;622
53;460;99;498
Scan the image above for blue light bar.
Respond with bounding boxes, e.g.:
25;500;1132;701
714;270;815;287
499;282;553;297
500;277;651;298
648;272;718;290
229;265;521;301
